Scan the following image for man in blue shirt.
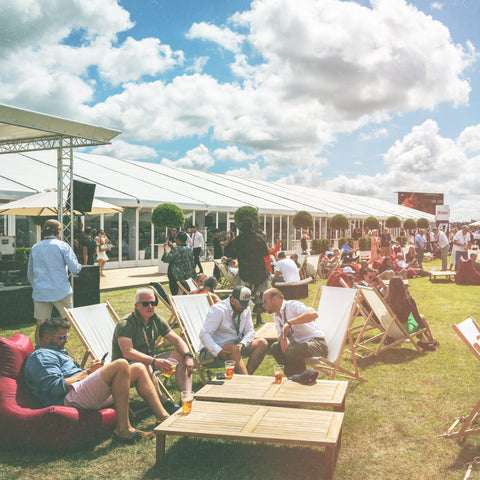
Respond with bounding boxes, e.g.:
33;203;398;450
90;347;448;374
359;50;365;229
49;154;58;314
25;317;169;444
27;219;82;344
414;229;426;269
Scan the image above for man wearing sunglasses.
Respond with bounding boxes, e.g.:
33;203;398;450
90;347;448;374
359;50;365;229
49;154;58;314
112;289;194;412
25;317;169;444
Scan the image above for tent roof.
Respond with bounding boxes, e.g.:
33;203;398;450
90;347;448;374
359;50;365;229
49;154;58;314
0;104;120;153
0;150;435;221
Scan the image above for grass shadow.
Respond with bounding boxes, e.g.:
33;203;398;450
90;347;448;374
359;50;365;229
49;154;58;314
143;437;328;480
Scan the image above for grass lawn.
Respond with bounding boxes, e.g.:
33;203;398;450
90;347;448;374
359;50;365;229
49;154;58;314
2;263;480;479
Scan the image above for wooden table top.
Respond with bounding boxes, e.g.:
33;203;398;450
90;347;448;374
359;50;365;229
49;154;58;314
254;322;277;341
194;374;348;410
154;400;344;447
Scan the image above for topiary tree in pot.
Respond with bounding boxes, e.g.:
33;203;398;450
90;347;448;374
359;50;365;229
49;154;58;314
417;217;430;230
403;218;417;230
234;206;260;232
385;216;401;229
329;214;349;239
293;211;313;230
151;203;185;230
364;216;379;231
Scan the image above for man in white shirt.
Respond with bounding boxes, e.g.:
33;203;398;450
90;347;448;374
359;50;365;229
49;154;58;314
263;288;328;376
273;251;300;283
188;225;205;274
198;286;268;374
453;225;471;270
433;227;449;271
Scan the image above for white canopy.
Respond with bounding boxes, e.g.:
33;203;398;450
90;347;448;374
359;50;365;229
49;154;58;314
0;149;435;222
0;190;123;216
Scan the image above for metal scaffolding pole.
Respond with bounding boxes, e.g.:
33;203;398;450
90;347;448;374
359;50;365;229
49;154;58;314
57;139;74;248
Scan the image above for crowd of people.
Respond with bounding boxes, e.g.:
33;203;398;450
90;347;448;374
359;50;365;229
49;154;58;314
25;217;472;446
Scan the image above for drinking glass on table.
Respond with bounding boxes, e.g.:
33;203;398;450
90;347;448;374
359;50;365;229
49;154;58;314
181;391;194;414
225;360;235;379
162;358;178;378
273;364;284;384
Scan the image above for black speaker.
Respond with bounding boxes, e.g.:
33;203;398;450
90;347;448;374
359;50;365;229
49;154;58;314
73;265;100;307
69;180;96;214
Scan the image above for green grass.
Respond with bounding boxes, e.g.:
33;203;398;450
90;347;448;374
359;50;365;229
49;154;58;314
2;265;480;479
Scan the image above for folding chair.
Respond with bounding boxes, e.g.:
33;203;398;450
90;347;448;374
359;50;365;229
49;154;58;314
149;283;176;326
63;302;173;409
351;286;426;359
298;254;308;280
215;260;236;289
168;293;215;384
306;286;366;381
177;278;198;295
443;316;480;439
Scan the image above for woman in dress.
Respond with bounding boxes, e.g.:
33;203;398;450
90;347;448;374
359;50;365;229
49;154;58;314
369;230;381;266
95;229;110;277
449;227;458;270
385;276;438;350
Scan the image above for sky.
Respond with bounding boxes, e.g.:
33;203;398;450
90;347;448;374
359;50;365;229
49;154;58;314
1;0;479;220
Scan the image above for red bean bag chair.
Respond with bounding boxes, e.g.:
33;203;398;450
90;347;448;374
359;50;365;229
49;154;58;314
0;334;116;450
456;259;480;285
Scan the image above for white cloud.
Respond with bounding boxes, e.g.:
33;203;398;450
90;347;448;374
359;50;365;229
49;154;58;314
90;139;157;160
359;128;389;141
186;22;244;53
431;2;443;11
187;56;209;74
324;174;386;197
161;144;215;170
213;146;256;162
457;124;480;154
276;158;328;187
97;37;183;85
225;162;274;180
383;119;466;189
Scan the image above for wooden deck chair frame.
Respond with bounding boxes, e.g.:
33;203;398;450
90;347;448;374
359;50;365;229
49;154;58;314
63;302;173;411
306;286;366;382
168;293;215;385
177;278;197;295
323;257;341;279
149;284;176;326
351;286;426;359
443;316;480;439
214;260;236;289
298;254;308;279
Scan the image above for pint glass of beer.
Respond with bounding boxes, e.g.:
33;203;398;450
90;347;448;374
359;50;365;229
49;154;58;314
225;360;235;379
163;358;178;378
181;391;194;414
273;364;284;384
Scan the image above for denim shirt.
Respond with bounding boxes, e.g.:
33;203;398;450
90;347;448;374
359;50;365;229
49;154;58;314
27;237;82;302
24;346;83;407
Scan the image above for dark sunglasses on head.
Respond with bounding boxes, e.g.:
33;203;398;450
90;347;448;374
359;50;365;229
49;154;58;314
139;300;157;307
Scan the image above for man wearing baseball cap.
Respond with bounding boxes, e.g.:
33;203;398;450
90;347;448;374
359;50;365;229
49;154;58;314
198;286;268;374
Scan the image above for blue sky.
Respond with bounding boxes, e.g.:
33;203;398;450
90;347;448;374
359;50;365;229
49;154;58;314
1;0;479;220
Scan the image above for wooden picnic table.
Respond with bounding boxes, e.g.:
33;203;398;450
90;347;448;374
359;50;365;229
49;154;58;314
195;374;348;412
255;322;278;342
155;400;344;479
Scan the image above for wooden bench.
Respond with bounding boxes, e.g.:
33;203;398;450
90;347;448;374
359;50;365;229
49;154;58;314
155;400;344;479
194;374;348;412
429;270;456;282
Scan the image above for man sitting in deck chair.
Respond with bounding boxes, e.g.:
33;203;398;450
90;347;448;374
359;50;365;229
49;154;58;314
25;317;168;443
263;288;328;376
112;289;194;413
198;286;268;375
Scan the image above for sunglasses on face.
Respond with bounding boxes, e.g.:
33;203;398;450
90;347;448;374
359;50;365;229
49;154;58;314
139;301;156;307
54;333;70;341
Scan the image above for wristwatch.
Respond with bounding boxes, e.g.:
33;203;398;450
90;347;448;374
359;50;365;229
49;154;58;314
184;352;194;359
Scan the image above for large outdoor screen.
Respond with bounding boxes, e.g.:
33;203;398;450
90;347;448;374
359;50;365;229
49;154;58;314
397;192;444;215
